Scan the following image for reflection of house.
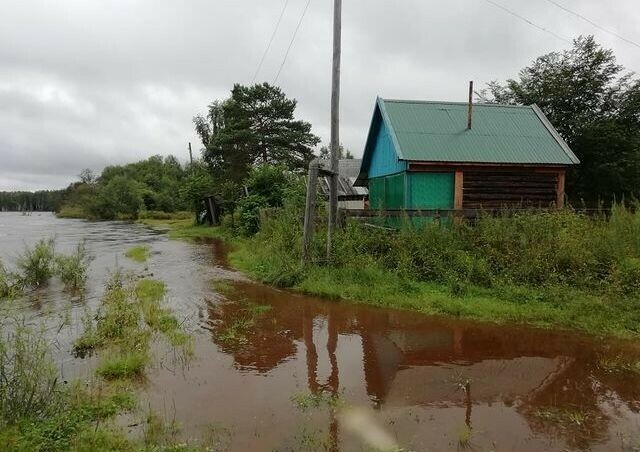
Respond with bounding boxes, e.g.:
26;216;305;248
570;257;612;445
318;159;368;210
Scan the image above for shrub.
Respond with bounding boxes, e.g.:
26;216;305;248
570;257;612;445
0;327;61;424
236;194;268;236
55;242;91;292
0;260;23;300
17;238;55;288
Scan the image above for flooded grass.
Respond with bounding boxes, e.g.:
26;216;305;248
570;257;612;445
97;349;149;380
55;242;91;292
0;327;138;451
124;245;150;263
597;356;640;374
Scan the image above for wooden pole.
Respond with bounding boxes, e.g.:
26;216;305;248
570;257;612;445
302;159;319;264
188;142;193;165
556;170;566;208
454;170;464;210
467;81;474;130
327;0;342;259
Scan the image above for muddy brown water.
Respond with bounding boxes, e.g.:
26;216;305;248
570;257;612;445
1;212;640;451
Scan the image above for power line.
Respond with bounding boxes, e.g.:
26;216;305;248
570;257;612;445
273;0;312;84
252;0;290;83
543;0;640;50
483;0;571;44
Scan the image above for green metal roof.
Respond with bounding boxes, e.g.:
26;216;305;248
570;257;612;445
377;98;579;165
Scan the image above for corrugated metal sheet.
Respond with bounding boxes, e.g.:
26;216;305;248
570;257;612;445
317;159;368;199
368;173;405;210
378;99;579;165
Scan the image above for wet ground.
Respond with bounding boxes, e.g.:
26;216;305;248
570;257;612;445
1;212;640;451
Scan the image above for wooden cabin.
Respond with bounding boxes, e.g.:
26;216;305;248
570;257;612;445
354;98;580;211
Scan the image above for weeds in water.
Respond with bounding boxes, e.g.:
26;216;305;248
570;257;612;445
290;391;344;413
210;279;236;296
17;238;55;287
97;349;148;380
456;424;473;450
597;356;640;374
0;326;60;423
0;326;137;451
55;242;91;292
74;273;192;379
217;317;254;345
125;245;151;263
0;260;23;299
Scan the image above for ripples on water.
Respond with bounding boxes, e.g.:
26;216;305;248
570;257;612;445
1;212;639;451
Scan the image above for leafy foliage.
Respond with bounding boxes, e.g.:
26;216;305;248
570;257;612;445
194;83;320;182
487;36;640;204
58;155;194;220
17;238;56;288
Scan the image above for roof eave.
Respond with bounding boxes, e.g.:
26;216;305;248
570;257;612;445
531;104;580;165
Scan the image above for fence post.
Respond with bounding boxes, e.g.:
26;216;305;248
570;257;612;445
302;159;320;264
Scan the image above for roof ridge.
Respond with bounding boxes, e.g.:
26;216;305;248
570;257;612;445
380;98;532;109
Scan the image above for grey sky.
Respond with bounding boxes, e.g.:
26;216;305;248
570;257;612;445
1;0;639;191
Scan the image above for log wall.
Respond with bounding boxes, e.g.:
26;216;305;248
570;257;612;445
462;170;559;209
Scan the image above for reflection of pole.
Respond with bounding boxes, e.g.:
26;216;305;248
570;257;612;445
327;311;339;452
303;306;319;392
465;381;472;428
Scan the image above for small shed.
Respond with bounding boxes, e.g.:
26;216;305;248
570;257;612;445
355;98;580;211
318;159;368;210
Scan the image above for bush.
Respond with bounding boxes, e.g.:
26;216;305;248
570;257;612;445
55;242;91;292
0;327;61;424
0;260;23;299
236;194;268;237
17;238;55;288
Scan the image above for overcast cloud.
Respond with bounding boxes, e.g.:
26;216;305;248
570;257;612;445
1;0;640;190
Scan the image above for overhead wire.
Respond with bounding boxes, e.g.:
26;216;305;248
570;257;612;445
482;0;572;44
543;0;640;50
251;0;290;83
273;0;312;84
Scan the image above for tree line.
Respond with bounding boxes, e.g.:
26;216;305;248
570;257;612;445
3;36;639;217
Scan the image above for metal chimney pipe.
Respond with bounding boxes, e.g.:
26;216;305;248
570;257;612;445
467;81;474;130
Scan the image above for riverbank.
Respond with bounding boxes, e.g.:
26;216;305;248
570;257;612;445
141;215;640;340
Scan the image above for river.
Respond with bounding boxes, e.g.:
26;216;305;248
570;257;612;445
1;212;639;451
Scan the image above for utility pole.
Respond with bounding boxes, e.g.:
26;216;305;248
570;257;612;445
188;142;194;165
327;0;342;259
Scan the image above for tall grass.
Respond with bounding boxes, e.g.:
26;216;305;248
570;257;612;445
0;327;60;424
17;238;55;287
228;203;640;336
0;239;92;300
55;242;91;292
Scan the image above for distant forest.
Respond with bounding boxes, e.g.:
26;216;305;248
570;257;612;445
0;190;66;212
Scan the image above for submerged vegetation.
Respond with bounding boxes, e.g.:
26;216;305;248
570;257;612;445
0;239;92;300
125;245;151;263
74;272;192;370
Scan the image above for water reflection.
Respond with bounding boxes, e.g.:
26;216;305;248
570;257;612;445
204;239;640;451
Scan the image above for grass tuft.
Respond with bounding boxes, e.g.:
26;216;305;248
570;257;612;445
125;245;151;263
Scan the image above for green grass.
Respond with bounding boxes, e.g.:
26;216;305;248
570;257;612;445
55;205;86;219
97;350;148;380
137;218;228;241
137;205;640;339
124;245;150;263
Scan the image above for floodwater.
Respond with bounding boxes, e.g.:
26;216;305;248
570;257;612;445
1;212;640;451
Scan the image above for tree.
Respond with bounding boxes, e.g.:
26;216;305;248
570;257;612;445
194;83;320;181
318;144;354;160
78;169;95;185
486;36;640;203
